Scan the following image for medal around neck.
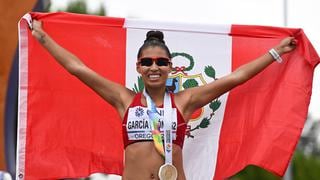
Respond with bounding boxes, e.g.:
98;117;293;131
159;163;178;180
143;89;177;179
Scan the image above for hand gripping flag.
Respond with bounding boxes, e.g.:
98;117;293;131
17;12;319;180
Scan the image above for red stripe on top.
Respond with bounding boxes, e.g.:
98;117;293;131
25;13;126;179
214;25;319;179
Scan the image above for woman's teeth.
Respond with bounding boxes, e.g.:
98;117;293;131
149;74;160;79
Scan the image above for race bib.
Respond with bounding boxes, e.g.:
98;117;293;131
126;106;177;140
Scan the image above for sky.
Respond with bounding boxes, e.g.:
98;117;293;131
50;0;320;120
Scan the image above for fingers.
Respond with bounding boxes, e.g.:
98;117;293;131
30;19;46;42
290;39;298;46
282;37;297;48
31;20;45;37
275;37;297;54
283;37;297;53
32;20;42;29
287;38;297;51
288;36;298;45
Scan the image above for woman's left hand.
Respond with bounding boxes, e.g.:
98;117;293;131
274;37;297;55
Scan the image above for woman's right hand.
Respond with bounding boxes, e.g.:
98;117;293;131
31;20;46;43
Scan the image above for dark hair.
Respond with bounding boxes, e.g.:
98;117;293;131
137;30;172;59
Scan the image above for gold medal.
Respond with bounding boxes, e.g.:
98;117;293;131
158;164;178;180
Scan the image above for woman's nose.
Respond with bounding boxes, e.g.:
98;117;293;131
150;61;159;70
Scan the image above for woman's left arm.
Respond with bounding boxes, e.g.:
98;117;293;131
177;37;296;119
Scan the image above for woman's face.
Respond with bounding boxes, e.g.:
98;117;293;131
136;46;172;89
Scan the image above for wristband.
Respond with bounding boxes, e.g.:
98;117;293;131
269;48;283;63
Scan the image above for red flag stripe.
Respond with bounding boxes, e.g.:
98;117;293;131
214;25;319;179
18;12;127;179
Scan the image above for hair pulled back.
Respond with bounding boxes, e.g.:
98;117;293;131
137;30;171;59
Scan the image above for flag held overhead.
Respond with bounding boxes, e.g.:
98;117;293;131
17;12;319;180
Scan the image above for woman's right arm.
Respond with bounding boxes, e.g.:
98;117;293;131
31;20;135;118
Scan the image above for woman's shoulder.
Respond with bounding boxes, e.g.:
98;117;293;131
173;89;192;101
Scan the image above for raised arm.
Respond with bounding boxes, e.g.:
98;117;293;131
176;37;296;120
31;20;135;118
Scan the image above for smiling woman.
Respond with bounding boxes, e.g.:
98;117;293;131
122;31;187;180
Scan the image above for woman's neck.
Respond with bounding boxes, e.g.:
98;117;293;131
145;86;166;106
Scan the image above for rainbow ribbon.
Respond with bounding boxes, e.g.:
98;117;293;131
144;90;167;158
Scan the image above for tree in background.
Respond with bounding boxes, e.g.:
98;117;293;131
232;166;281;180
231;152;320;180
66;0;87;14
54;0;106;16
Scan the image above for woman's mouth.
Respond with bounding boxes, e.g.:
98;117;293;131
148;74;161;80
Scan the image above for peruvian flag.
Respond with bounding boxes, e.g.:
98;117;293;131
17;12;319;180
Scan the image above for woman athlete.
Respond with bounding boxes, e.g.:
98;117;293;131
31;20;296;180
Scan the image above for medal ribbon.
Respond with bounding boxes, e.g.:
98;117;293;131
143;89;173;164
163;92;173;165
